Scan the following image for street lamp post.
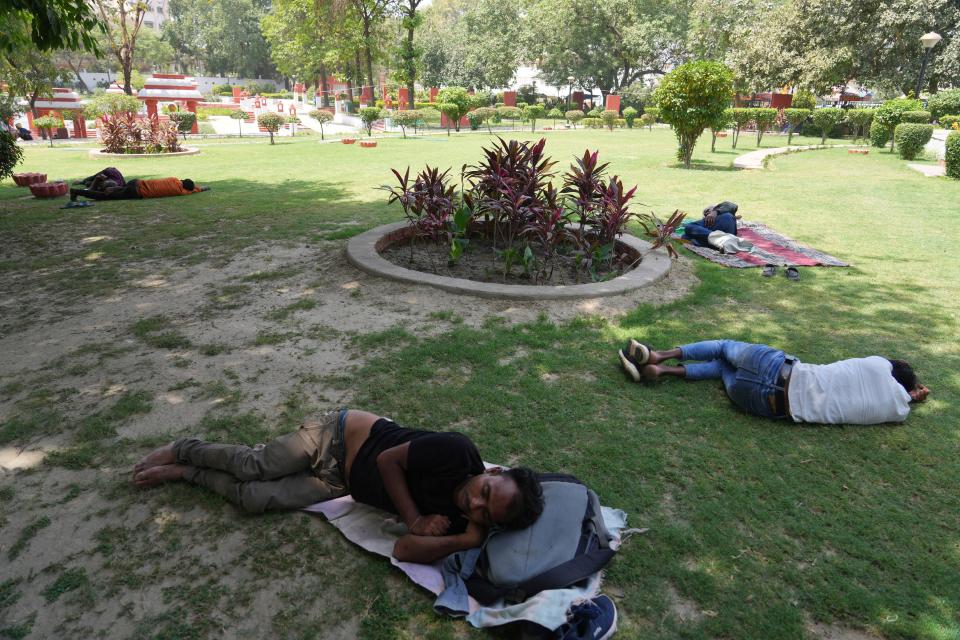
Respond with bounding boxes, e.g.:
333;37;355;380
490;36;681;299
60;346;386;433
567;76;575;108
915;32;942;98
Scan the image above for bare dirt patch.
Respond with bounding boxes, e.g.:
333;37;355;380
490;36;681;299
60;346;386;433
806;620;884;640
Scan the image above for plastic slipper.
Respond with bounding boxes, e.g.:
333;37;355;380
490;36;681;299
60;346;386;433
627;339;652;365
785;266;800;281
762;264;776;277
60;201;94;209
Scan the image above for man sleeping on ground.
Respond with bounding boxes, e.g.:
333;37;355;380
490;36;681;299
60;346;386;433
70;176;208;201
133;409;544;563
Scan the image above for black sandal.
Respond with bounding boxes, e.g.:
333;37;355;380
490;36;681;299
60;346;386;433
762;264;776;277
785;266;800;281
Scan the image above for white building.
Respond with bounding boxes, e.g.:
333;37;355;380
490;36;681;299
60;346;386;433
141;0;167;32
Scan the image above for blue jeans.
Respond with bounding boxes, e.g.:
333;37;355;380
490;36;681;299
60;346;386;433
683;212;738;247
679;340;786;418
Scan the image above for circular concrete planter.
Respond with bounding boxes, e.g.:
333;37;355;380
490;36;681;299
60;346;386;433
88;147;200;158
341;138;357;144
13;172;47;187
848;149;869;155
30;181;68;198
347;221;672;300
360;140;378;148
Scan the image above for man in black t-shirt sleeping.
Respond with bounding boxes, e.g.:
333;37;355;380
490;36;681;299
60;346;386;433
132;409;544;563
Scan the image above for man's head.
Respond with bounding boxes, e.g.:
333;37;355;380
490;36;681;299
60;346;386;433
889;359;929;402
457;467;544;530
181;179;196;191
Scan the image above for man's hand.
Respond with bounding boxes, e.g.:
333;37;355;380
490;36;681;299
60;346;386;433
704;210;718;228
910;384;930;402
410;514;450;536
463;518;488;548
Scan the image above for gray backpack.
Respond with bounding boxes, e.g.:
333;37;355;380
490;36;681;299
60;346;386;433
465;473;615;605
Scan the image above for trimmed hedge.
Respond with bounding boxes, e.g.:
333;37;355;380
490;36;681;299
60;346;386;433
928;89;960;121
893;123;933;160
946;131;960;179
939;115;959;130
581;117;603;129
901;110;931;123
870;120;891;148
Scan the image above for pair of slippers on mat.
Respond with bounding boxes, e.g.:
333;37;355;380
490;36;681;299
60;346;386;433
618;339;653;383
763;264;800;280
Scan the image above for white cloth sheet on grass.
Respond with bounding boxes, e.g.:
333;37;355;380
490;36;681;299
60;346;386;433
303;496;629;630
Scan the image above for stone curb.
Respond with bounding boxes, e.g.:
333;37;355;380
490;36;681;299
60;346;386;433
88;147;201;158
733;145;831;170
347;221;673;301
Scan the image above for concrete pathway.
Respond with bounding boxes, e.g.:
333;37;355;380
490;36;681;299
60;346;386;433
907;163;946;177
732;144;831;170
925;129;948;160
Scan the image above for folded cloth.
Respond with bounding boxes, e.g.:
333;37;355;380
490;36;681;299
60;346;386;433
707;230;754;254
303;493;629;631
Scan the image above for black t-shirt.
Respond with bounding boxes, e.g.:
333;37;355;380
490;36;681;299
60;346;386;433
349;419;484;534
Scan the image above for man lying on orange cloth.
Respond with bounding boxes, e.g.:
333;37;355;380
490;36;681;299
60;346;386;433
70;176;209;201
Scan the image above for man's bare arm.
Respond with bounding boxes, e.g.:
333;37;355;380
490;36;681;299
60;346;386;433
393;521;486;563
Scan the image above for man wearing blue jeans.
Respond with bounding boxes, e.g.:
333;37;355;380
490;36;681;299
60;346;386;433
619;340;930;425
682;202;738;247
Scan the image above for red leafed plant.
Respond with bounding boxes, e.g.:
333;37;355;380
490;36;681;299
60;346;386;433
380;165;456;260
561;149;609;233
97;114;182;154
637;209;687;258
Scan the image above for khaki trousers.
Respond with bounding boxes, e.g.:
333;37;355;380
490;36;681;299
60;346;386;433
173;410;349;513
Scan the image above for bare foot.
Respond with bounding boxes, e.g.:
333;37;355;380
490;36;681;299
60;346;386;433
133;464;190;488
133;443;176;476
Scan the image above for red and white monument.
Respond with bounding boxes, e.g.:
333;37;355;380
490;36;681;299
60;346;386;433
137;74;203;133
28;88;87;138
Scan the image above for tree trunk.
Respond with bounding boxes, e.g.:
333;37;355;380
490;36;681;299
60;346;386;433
122;63;133;95
363;22;375;98
345;72;354;103
319;64;330;107
354;48;364;96
405;21;416;110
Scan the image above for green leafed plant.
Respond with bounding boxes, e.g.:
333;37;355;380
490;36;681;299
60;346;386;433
784;108;811;145
257;112;285;145
893;123;933;160
874;97;922;152
927;89;960;121
945;131;960;179
0;131;24;181
524;104;546;132
753;108;777;146
33;115;62;147
358;107;383;137
844;108;874;143
309;109;333;140
811;108;844;144
601;109;618;132
730;107;753;148
229;109;246;137
565;110;584;128
623;107;638;128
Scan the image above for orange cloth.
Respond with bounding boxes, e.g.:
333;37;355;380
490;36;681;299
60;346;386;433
135;177;200;199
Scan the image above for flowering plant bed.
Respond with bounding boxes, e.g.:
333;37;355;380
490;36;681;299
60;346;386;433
13;172;47;187
360;140;377;148
97;113;182;154
341;138;356;144
379;138;684;286
29;181;68;198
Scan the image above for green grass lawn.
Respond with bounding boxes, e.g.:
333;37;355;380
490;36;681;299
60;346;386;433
1;128;958;639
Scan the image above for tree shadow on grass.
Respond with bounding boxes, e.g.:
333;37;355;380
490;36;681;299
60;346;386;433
668;160;737;172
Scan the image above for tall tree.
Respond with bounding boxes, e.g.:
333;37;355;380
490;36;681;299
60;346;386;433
93;0;147;94
262;0;335;106
351;0;393;98
1;0;103;55
396;0;424;109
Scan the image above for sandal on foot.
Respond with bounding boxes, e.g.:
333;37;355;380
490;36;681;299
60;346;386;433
785;266;800;281
619;350;641;382
627;339;652;365
762;264;776;277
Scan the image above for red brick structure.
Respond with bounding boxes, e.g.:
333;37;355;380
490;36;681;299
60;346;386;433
503;91;517;107
28;88;87;138
138;74;203;133
604;95;621;113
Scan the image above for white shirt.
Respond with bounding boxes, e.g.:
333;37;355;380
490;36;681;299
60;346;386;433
787;356;912;424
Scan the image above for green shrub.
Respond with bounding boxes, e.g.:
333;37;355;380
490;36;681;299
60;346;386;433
946;131;960;179
33;115;62;147
196;106;237;118
436;87;473;132
547;107;564;123
212;84;234;96
928;89;960;121
229;109;246;137
901;110;931;123
643;106;659;120
640;113;655;130
784;108;811;144
1;131;24;180
791;90;817;110
811;108;844;144
844;108;874;142
261;91;293;99
623;106;638;128
601;109;619;131
893;123;933;160
168;111;196;135
497;106;522;128
84;93;141;119
524;104;546;131
870;120;891;148
586;106;602;118
730;107;754;148
653;60;734;168
753;107;777;146
874;97;923;151
581;117;602;129
358;106;383;136
565;109;584;127
391;109;421;138
939;115;960;130
257;112;285;145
